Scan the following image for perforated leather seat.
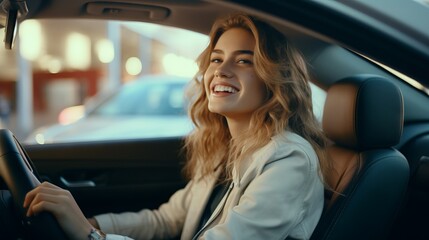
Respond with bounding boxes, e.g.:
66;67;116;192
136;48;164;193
310;75;409;240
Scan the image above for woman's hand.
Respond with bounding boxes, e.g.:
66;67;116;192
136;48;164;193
23;181;94;240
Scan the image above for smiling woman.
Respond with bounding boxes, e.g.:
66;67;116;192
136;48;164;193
1;0;429;240
204;28;265;123
23;13;330;240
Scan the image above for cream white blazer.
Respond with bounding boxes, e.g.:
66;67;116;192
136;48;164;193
95;131;324;240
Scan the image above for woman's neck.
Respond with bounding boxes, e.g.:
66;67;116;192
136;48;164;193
226;117;251;139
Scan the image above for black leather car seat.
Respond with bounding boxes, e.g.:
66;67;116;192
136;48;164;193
310;75;409;240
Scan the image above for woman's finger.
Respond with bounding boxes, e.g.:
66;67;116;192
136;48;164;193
27;192;60;216
24;181;61;207
22;181;94;240
28;199;59;217
25;188;72;217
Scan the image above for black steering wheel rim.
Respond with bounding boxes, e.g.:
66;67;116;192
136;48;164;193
0;129;68;239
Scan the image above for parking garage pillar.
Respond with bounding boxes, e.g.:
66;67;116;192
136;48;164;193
140;35;151;75
108;21;121;90
16;39;33;140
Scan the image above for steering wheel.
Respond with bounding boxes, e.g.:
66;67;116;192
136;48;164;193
0;129;68;239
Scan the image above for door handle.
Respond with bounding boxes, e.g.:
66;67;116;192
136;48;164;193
60;176;96;188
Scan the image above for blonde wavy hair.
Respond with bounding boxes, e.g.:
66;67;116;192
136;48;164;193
184;13;329;182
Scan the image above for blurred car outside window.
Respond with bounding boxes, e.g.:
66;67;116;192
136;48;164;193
25;74;193;144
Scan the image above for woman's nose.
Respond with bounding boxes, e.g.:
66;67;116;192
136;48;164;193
214;63;233;78
214;70;232;78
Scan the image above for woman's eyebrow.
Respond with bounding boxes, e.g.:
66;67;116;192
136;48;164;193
212;49;223;54
236;50;254;55
211;49;254;55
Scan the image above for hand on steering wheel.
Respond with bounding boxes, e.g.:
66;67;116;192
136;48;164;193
24;181;94;240
0;129;84;239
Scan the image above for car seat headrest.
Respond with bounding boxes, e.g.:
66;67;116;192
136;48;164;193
322;74;404;150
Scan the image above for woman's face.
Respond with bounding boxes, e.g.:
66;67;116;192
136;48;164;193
204;28;266;121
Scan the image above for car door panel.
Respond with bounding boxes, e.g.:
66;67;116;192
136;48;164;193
23;138;187;217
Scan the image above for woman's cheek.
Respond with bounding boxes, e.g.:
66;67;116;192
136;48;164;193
203;71;213;93
205;66;214;79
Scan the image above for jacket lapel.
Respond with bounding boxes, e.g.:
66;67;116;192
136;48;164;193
181;171;219;240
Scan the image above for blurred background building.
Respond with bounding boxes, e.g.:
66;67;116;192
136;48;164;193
0;19;208;139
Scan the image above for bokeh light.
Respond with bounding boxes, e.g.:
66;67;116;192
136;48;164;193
162;53;198;77
96;39;114;63
125;57;142;76
19;20;44;61
65;32;91;70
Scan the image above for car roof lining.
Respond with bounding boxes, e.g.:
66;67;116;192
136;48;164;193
24;0;329;41
25;0;221;34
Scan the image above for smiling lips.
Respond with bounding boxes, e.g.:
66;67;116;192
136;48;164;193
212;84;239;96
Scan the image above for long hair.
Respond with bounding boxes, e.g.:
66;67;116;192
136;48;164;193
183;13;330;182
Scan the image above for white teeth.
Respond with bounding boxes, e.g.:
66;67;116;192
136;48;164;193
214;85;238;93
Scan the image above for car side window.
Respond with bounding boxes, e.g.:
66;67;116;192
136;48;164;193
17;19;208;144
310;83;327;122
14;19;326;144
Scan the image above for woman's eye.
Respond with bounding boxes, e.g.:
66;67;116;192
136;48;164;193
210;58;222;63
237;59;252;64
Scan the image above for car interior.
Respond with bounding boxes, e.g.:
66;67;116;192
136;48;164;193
0;0;428;239
311;75;408;240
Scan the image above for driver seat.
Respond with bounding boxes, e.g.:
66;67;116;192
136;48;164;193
310;75;409;240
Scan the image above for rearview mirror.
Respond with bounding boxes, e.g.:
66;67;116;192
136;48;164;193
0;0;28;49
